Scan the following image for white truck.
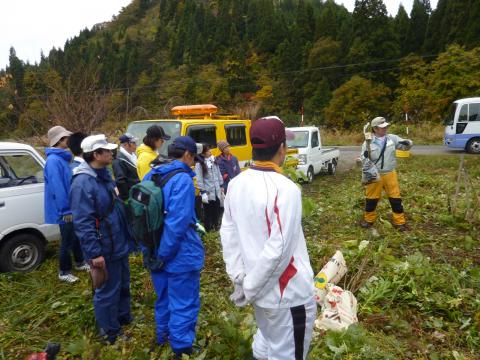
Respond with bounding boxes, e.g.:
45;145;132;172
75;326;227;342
286;126;340;182
0;142;59;272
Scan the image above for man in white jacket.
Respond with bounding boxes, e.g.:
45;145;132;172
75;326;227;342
220;116;316;360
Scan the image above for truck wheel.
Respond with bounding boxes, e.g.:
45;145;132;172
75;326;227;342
0;234;45;272
307;167;314;183
466;138;480;154
327;161;337;175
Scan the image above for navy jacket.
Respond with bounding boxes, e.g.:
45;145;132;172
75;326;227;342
144;160;204;273
216;154;241;191
44;148;73;224
70;162;130;261
112;151;140;201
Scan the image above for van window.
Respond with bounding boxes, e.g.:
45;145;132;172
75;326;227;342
0;154;43;187
458;105;468;122
469;103;480;122
225;124;247;146
126;121;182;156
187;125;217;147
311;131;319;148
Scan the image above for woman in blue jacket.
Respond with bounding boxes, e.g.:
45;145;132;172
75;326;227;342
44;126;87;283
70;134;132;344
216;140;240;192
143;136;204;358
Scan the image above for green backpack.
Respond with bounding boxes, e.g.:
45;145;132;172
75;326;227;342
128;169;186;270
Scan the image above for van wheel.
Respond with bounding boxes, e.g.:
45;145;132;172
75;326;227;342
327;161;337;175
466;138;480;154
306;167;314;183
0;234;45;272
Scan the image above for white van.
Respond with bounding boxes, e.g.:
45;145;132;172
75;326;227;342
444;97;480;154
0;142;59;272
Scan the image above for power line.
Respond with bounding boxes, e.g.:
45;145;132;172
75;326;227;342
4;52;443;102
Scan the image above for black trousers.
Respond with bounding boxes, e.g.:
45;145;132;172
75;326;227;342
204;197;221;231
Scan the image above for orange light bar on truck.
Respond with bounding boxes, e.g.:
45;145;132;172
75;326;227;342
171;104;218;116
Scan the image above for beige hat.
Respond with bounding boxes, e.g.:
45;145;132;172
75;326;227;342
47;126;72;147
370;117;390;128
217;140;230;152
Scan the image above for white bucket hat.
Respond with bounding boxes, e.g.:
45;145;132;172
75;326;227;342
81;134;118;153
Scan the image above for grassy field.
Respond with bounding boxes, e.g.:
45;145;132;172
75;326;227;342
1;154;479;359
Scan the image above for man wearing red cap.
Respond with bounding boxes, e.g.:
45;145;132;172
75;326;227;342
220;116;316;360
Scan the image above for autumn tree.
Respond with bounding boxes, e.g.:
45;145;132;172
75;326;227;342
324;75;391;129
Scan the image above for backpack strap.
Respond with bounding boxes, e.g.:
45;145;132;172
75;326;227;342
152;169;188;188
374;136;388;169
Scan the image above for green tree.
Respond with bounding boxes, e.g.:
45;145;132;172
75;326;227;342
394;4;410;56
324;75;391;129
7;47;25;98
406;0;429;54
350;0;399;61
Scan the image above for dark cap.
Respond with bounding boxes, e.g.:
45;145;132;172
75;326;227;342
119;133;138;143
146;125;171;140
169;136;203;160
250;116;291;149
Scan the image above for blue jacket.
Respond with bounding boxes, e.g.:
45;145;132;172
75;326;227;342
216;154;241;191
44;148;73;224
144;160;204;273
69;162;130;261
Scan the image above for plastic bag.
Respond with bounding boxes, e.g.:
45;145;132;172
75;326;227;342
361;158;380;185
314;251;347;303
315;284;358;331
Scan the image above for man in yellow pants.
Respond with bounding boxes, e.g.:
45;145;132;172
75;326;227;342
360;117;413;231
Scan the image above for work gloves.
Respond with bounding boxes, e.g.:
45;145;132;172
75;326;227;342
229;273;248;307
398;139;413;151
195;222;206;237
201;192;209;204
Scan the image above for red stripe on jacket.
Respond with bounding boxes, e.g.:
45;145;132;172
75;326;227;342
274;192;297;297
279;256;297;298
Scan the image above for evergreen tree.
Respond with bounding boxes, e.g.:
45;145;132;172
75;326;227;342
465;0;480;48
406;0;429;54
394;4;410;56
351;0;399;61
7;47;25;99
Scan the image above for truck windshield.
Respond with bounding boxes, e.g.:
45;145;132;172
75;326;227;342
444;103;457;126
287;131;309;148
126;121;182;156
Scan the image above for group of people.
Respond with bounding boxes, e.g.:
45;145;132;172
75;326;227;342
42;123;242;357
42;115;411;359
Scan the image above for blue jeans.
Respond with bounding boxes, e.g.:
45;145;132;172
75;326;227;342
59;222;84;274
151;270;201;353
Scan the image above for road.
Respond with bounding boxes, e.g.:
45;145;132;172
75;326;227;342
336;145;466;172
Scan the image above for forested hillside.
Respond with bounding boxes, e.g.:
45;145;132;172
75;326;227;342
1;0;480;138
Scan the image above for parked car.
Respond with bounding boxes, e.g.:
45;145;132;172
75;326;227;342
444;97;480;154
0;142;59;272
286;126;340;182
